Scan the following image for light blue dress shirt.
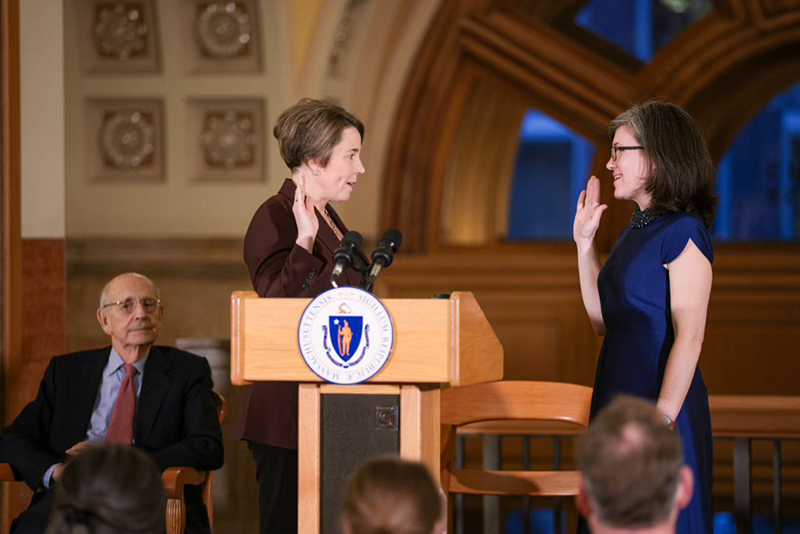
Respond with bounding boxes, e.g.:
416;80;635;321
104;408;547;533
43;348;148;487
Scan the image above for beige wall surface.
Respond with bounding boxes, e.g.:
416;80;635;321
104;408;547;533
21;0;65;239
60;0;438;241
64;0;293;239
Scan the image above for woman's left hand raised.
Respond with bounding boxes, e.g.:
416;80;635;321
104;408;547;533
293;172;319;252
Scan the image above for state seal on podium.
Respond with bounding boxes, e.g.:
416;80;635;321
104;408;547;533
298;287;395;384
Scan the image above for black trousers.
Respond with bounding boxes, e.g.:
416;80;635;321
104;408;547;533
9;489;52;534
248;441;298;534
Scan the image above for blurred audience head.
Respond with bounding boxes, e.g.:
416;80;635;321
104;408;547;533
341;456;444;534
47;444;166;534
576;396;693;533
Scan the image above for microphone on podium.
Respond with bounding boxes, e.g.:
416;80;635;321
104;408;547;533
362;229;403;292
331;231;364;288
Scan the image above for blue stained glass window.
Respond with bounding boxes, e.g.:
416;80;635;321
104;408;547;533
576;0;712;61
507;111;595;241
714;84;800;242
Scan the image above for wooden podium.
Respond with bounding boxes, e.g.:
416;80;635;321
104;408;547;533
231;290;503;533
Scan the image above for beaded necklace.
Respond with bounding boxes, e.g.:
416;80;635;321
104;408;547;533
630;208;665;229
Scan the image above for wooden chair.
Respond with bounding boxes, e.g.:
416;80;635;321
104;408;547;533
440;380;592;530
0;390;227;534
163;390;227;534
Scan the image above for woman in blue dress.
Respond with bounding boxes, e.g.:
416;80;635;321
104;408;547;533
574;101;717;533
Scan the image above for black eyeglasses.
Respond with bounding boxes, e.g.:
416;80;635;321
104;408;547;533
611;146;643;161
101;298;161;314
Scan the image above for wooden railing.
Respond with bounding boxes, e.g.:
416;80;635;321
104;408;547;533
453;395;800;534
710;396;800;534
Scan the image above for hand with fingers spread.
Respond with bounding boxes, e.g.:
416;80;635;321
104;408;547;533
573;176;608;250
293;172;319;252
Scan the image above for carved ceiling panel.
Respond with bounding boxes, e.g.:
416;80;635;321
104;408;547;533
67;0;276;212
85;99;164;183
76;0;161;73
178;0;263;74
187;99;265;183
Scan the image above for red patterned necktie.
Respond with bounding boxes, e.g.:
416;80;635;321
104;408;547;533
106;363;138;444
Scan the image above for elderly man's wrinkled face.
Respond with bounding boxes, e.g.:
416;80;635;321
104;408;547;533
97;274;162;353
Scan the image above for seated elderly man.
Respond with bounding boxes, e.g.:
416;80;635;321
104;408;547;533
576;396;695;534
0;273;223;534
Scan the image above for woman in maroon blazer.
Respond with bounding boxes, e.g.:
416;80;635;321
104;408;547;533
233;98;367;533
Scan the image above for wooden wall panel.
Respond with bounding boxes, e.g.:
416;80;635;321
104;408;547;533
704;311;800;395
379;248;800;398
494;323;563;380
3;239;66;529
20;239;66;377
377;249;599;386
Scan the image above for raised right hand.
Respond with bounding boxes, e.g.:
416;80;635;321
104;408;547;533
293;172;319;252
573;176;608;247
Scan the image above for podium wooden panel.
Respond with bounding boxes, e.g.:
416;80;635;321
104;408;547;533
231;291;503;533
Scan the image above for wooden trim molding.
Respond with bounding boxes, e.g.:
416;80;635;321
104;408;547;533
67;238;247;278
2;0;22;531
2;0;21;423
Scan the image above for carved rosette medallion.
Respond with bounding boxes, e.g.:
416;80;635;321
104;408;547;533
94;3;149;60
199;111;256;169
195;2;252;58
100;111;156;169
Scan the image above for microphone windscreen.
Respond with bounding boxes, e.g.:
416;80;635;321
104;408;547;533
341;231;363;251
380;229;403;252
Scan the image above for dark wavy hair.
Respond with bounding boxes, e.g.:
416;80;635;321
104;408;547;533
274;98;365;170
47;445;166;534
610;100;718;228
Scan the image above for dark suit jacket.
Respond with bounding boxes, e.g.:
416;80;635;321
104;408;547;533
233;178;364;448
0;346;224;534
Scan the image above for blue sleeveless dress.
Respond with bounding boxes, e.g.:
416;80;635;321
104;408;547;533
591;211;714;533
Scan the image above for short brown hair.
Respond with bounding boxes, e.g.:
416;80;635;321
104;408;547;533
274;98;365;170
342;456;440;534
47;445;166;534
610;100;718;228
576;396;684;529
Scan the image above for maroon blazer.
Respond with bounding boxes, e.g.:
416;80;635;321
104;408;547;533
232;179;364;448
